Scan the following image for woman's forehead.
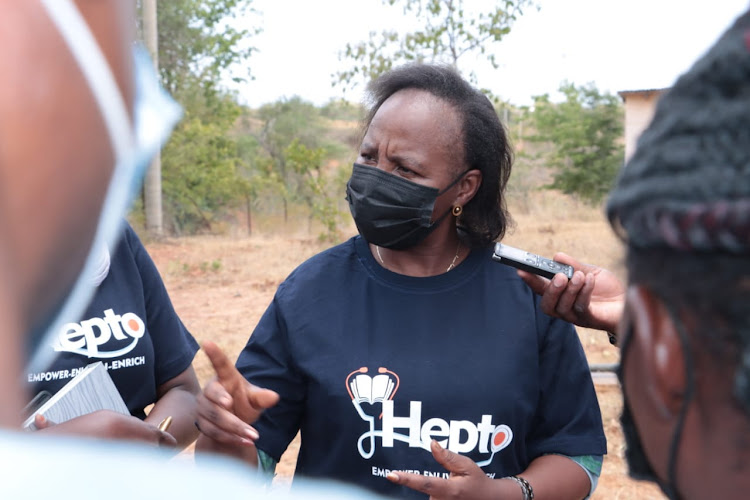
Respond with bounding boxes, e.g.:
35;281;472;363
368;90;462;145
376;88;455;118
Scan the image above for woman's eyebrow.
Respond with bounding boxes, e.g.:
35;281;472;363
388;151;422;169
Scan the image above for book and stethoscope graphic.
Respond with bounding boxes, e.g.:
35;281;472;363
346;366;512;466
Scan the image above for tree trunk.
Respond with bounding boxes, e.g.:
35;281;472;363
251;195;253;236
143;0;163;237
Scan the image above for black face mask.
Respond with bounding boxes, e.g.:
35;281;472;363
618;313;694;500
346;163;466;250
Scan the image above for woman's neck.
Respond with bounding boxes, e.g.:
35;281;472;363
370;232;466;277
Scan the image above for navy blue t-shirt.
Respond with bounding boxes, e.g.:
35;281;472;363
27;224;199;419
237;236;606;498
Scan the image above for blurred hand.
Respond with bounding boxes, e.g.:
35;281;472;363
517;252;625;334
387;440;514;499
195;341;279;449
34;410;177;447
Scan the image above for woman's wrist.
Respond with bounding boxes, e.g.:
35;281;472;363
498;476;529;500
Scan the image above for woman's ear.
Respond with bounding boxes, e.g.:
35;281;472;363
627;286;687;419
455;169;482;207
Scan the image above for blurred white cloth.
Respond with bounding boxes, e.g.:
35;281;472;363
87;242;110;287
0;430;385;499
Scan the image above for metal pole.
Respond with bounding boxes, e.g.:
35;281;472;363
589;363;619;385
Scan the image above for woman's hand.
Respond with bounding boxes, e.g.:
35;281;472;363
34;410;177;447
144;366;202;451
386;440;519;499
517;252;625;334
194;341;279;463
390;442;592;500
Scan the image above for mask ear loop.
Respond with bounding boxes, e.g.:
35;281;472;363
436;169;471;196
663;304;697;500
432;169;472;225
397;168;473;232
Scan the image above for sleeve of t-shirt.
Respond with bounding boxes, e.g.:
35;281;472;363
124;224;199;386
235;289;306;462
525;307;607;459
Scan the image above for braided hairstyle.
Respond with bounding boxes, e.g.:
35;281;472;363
607;10;750;413
363;64;513;248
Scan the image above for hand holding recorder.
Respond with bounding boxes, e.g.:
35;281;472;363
492;243;574;280
496;245;625;335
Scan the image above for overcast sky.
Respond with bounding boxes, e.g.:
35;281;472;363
229;0;749;107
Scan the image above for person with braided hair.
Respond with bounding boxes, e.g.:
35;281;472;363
521;8;750;500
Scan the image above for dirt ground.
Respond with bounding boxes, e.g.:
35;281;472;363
146;194;665;499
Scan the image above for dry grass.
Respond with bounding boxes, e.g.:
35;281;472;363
146;190;663;499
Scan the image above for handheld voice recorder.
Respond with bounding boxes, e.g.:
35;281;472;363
492;243;574;280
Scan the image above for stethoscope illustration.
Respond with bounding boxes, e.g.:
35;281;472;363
345;366;513;465
346;366;411;459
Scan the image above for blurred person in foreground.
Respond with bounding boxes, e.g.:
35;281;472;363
0;2;383;498
521;9;750;500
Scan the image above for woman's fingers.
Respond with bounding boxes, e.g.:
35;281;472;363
196;392;259;446
195;415;258;447
202;342;279;420
156;429;178;448
538;273;566;316
202;341;241;388
246;384;280;411
574;273;596;316
229;381;279;425
555;270;586;319
203;377;234;409
516;269;549;296
34;414;55;429
198;398;258;446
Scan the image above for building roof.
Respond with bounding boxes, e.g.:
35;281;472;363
617;88;670;100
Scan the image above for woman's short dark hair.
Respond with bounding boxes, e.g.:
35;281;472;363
363;63;513;248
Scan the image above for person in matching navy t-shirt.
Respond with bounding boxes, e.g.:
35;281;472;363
195;64;606;499
27;222;201;450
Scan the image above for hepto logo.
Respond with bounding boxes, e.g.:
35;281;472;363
53;308;145;358
346;366;512;467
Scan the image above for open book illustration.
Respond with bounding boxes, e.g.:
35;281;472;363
23;361;129;430
349;373;396;405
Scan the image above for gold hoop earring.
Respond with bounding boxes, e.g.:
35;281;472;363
452;205;462;216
